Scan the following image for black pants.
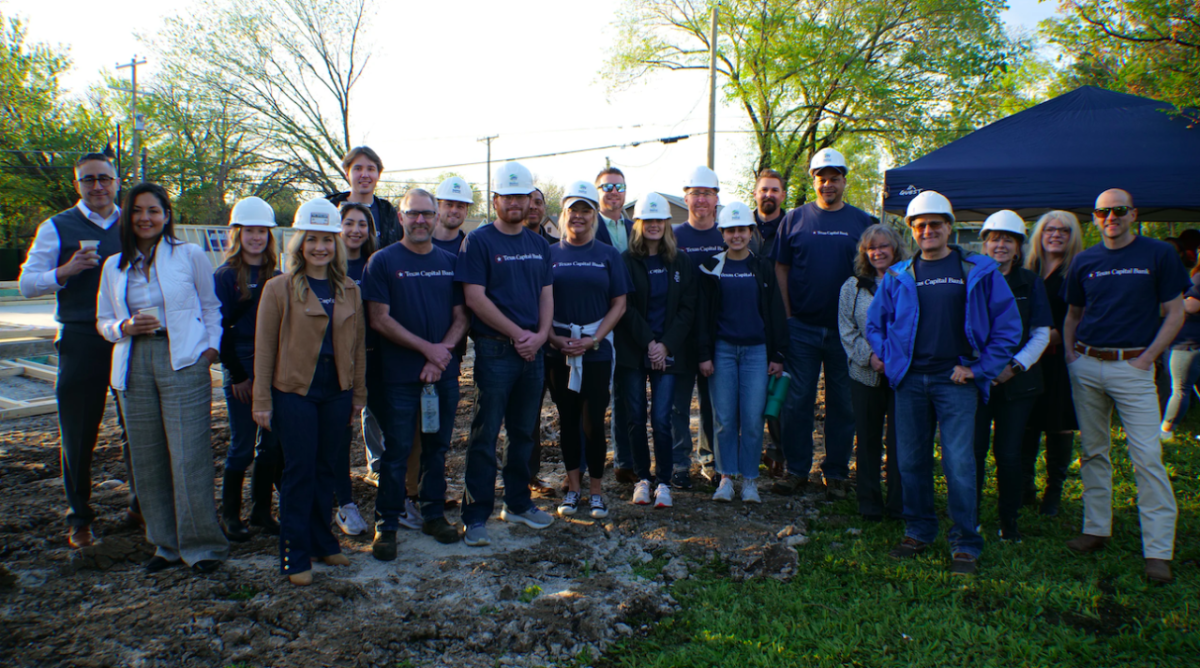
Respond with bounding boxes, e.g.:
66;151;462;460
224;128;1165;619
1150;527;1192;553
974;394;1036;527
546;360;609;479
57;327;137;527
529;365;552;478
851;379;901;518
1020;430;1074;493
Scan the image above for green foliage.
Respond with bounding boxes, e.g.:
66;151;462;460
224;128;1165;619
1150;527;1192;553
225;585;259;601
603;413;1200;668
518;585;543;603
1043;0;1200;121
607;0;1042;209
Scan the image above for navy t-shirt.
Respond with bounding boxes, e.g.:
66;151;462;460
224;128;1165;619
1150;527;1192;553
432;232;465;256
362;243;462;384
673;222;725;269
307;277;336;357
455;223;553;339
910;254;971;374
346;256;367;285
645;254;669;338
214;263;275;350
1064;235;1191;349
547;240;633;362
773;202;872;328
716;257;766;346
1174;275;1200;345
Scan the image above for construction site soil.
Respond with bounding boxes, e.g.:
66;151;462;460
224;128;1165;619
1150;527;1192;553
0;351;835;667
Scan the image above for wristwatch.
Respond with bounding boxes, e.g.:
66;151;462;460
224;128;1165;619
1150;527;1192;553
592;337;600;350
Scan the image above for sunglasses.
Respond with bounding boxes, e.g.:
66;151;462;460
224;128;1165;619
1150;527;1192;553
1093;206;1132;219
598;183;626;193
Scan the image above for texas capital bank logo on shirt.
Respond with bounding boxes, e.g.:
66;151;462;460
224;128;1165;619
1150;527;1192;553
494;253;541;264
813;230;850;238
395;269;455;279
916;277;965;287
553;261;606;269
1086;267;1151;280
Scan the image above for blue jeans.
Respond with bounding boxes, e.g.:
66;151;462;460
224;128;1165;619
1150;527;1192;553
672;367;714;472
615;365;676;485
1162;347;1200;430
362;353;386;473
780;318;855;480
273;356;351;574
462;337;543;526
375;377;459;530
222;349;279;473
894;372;982;557
710;341;768;479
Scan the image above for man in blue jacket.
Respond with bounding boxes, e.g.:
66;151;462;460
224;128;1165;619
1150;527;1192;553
866;191;1021;575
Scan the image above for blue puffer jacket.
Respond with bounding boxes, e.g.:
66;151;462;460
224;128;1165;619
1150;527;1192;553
865;247;1021;402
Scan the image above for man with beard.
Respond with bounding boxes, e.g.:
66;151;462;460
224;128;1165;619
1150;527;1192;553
751;169;786;256
432;176;473;254
327;146;402;247
454;161;556;545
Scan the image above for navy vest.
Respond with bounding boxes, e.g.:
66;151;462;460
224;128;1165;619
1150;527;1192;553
51;207;121;329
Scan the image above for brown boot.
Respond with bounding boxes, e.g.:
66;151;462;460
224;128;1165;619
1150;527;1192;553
614;468;638;484
68;525;93;549
1066;534;1110;554
1145;558;1173;584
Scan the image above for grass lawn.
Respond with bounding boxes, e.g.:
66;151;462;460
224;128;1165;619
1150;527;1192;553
601;412;1199;668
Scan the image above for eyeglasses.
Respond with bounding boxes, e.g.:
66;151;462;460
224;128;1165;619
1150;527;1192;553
865;245;893;253
686;189;717;200
911;220;947;232
1042;225;1071;236
1093;206;1132;219
598;183;626;193
403;210;436;220
77;175;116;186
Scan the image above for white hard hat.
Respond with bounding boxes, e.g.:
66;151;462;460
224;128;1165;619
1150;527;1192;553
981;210;1027;241
229;196;276;228
492;161;535;196
436;176;474;204
716;201;753;229
809;148;848;175
905;190;955;225
633;192;672;220
293;198;342;233
683;165;720;191
562;180;599;209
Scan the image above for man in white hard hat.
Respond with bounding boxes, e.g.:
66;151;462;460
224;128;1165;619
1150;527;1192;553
771;147;874;499
865;190;1021;576
18;152;141;548
432;176;473;254
594;167;635;252
670;165;726;488
328;146;402;247
1061;188;1187;584
454;161;556;545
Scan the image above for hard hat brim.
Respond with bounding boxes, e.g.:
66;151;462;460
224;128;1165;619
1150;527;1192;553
493;187;536;196
230;220;278;228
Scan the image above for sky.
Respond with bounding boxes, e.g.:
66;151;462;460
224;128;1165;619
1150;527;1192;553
8;0;1062;209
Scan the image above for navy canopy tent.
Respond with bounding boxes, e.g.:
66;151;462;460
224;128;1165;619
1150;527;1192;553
883;86;1200;222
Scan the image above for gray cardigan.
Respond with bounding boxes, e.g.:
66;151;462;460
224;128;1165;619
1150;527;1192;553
837;275;883;387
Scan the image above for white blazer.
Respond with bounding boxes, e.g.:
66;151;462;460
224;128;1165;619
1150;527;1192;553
96;239;222;391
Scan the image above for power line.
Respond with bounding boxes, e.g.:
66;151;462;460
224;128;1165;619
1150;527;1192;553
380;134;695;175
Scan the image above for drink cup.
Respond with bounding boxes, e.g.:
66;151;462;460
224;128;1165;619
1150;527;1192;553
138;307;161;329
79;240;99;253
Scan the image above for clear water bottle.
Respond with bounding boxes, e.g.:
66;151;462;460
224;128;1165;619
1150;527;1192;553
420;384;439;433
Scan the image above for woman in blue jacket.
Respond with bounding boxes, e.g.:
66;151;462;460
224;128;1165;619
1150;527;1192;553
866;191;1021;576
215;197;281;541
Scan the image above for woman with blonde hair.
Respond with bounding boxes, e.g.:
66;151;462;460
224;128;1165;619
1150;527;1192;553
1020;210;1083;516
838;223;907;521
253;198;367;586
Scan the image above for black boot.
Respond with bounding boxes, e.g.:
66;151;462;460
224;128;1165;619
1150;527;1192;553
221;469;250;542
1040;432;1073;517
248;459;280;535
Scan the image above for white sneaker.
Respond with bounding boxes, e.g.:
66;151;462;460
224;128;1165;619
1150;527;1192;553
712;477;735;502
336;503;368;536
398;497;422;530
632;480;652;505
742;479;761;504
558;491;580;516
654;484;673;508
589;495;609;519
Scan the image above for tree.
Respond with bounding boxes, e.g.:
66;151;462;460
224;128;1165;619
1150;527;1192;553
0;12;112;242
607;0;1036;207
1043;0;1200;121
150;0;377;195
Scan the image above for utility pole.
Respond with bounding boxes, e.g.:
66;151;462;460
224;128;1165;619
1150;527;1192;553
479;135;498;220
115;56;148;183
706;5;719;169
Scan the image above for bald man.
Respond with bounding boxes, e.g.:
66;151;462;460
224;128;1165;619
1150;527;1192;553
1061;189;1187;584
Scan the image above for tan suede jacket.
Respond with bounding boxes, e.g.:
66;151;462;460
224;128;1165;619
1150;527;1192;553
252;272;367;412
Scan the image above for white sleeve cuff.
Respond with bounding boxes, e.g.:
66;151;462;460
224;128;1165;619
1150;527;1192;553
1014;326;1051;370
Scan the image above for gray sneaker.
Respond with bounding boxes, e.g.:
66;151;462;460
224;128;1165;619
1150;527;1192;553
398;498;422;531
500;505;555;529
462;522;490;547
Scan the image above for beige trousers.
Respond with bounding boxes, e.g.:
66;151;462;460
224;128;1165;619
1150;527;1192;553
1067;354;1176;559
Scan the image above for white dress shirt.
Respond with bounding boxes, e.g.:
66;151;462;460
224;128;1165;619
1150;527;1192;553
125;252;168;331
18;201;120;298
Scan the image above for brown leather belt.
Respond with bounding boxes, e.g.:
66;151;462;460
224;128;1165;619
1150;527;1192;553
1074;342;1146;361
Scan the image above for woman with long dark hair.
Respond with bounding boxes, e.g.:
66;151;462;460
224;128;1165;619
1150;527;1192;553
215;197;282;541
253;198;367;586
96;182;227;574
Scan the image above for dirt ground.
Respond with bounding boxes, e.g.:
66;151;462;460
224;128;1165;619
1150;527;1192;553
0;351;837;668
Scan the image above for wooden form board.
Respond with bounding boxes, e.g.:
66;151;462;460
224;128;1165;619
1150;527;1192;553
0;360;57;420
